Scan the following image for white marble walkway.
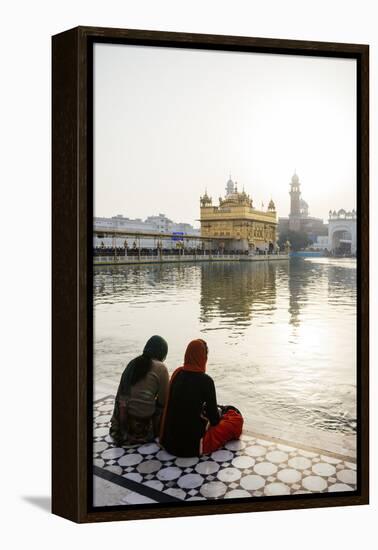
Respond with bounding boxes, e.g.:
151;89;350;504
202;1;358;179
93;395;357;507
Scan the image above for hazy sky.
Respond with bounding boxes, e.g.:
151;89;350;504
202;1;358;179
94;43;356;227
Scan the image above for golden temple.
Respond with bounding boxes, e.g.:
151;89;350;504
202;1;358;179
200;176;277;252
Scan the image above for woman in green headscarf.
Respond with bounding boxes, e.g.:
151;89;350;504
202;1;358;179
109;335;169;446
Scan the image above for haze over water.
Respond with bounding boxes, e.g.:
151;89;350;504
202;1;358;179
94;257;356;435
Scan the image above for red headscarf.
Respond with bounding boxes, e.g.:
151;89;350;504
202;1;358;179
159;339;208;441
183;339;208;373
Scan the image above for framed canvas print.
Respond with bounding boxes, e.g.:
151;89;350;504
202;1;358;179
52;26;369;523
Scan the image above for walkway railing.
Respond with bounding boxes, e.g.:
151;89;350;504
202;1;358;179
93;252;289;265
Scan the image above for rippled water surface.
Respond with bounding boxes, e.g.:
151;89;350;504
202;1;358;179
94;257;357;434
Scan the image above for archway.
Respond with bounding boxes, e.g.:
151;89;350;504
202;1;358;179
331;229;352;255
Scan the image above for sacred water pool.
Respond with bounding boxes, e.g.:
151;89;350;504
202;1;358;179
93;257;356;437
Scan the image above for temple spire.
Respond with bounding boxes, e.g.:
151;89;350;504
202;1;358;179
226;174;234;195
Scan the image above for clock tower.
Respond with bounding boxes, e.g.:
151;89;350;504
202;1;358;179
289;172;301;231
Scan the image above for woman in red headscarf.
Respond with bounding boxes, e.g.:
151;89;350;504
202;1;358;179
160;339;243;457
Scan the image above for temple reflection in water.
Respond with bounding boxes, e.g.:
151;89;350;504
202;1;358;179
199;261;278;328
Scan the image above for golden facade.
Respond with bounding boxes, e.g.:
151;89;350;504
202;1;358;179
200;177;277;251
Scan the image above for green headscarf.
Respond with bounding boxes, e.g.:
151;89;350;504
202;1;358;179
120;335;168;392
143;335;168;361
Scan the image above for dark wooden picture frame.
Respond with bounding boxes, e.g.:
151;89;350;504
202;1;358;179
52;26;369;523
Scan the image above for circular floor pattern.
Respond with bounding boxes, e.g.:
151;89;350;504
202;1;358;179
137;460;162;474
240;434;255;442
225;440;246;451
175;457;199;468
240;474;265;491
211;450;233;462
195;461;220;475
156;450;176;461
302;475;328;492
118;453;143;467
200;481;227;498
157;466;182;481
253;462;278;477
217;468;242;483
98;404;113;412
124;472;143;483
232;456;255;469
95;427;109;437
312;462;336;477
144;479;164;491
93;396;357;504
336;469;356;485
94;441;108;453
164;488;186;500
137;443;160;455
178;474;204;489
266;450;288;464
245;445;266;457
320;455;341;465
277;468;301;484
288;456;312;470
328;483;353;492
101;447;125;460
96;415;111;424
264;482;291;496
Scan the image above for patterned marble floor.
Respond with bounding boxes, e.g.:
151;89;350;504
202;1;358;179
93;395;357;505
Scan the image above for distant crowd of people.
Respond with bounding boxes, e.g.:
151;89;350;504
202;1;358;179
94;242;280;257
94;246;251;257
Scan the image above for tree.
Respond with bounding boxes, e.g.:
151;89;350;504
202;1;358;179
278;230;311;252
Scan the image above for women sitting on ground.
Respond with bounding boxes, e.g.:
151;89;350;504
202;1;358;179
160;339;243;457
110;335;169;446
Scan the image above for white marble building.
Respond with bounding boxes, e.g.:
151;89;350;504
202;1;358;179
328;209;357;254
94;213;200;249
